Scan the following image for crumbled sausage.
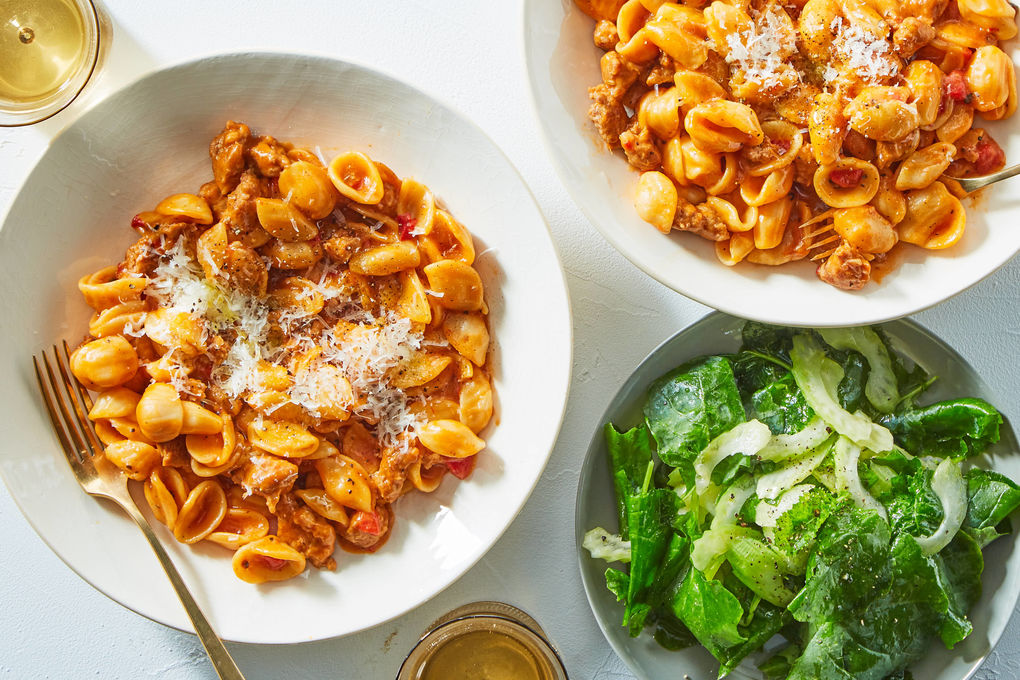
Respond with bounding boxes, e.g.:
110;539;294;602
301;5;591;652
198;181;227;219
893;18;936;58
276;493;337;570
588;84;628;147
593;19;619;50
220;170;272;248
323;234;362;263
371;444;420;504
673;199;729;241
221;242;268;296
209;121;251;194
645;52;676;87
248;137;291;178
237;452;298;498
817;241;871;290
619;120;662;171
601;51;641;98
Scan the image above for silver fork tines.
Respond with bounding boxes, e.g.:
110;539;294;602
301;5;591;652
32;343;246;680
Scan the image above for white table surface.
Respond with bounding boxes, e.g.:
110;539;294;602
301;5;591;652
1;2;1018;678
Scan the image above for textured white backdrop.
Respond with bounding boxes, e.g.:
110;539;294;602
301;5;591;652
0;1;1017;678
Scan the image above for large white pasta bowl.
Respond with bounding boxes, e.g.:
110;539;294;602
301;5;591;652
0;53;572;643
523;0;1020;326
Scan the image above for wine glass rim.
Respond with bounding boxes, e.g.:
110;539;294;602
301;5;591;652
0;0;102;128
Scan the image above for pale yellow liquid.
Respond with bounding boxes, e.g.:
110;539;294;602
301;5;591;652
0;0;87;104
419;630;553;680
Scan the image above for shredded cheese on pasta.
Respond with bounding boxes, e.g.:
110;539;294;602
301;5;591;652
147;237;426;450
827;17;900;84
724;7;801;90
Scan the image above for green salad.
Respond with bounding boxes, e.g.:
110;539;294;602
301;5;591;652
584;322;1020;679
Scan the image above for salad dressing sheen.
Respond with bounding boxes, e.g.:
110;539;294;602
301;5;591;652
418;630;551;680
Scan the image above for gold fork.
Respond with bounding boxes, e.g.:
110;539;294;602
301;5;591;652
33;342;246;680
947;163;1020;193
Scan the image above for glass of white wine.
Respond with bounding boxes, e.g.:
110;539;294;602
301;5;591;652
0;0;103;126
397;602;569;680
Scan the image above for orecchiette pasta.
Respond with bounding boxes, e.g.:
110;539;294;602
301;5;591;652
580;0;1015;289
70;122;496;584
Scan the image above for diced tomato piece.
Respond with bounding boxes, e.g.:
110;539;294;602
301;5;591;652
397;213;417;240
829;168;863;188
974;138;1006;175
254;555;288;571
130;214;150;232
350;510;382;536
944;70;969;102
444;455;476;480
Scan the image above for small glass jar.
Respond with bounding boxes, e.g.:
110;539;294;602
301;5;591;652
0;0;105;126
397;602;569;680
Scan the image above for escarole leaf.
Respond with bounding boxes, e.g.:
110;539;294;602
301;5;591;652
768;486;839;556
757;416;833;462
790;334;894;453
624;483;681;635
834;436;887;520
583;527;632;563
880;398;1002;458
965;468;1020;532
718;602;790;677
604;423;655;535
756;435;834;500
644;356;746;479
818;327;899;414
755;484;816;528
672;568;746;661
693;420;772;497
914;459;967;556
789;506;892;625
749;372;816;435
726;536;798;606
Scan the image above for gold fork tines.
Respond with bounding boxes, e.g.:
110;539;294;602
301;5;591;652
32;343;246;680
803;222;840;262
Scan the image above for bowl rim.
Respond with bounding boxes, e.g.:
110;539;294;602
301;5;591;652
519;0;1020;328
0;49;576;644
573;310;1020;679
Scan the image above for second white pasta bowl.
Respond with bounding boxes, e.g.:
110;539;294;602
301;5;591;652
522;0;1020;326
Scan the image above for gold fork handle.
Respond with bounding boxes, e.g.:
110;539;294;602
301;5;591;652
956;163;1020;192
122;503;246;680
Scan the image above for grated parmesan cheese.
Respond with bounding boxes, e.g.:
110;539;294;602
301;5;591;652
827;17;899;84
723;6;801;91
145;236;427;452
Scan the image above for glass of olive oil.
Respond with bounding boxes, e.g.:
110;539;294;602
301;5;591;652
397;602;569;680
0;0;103;126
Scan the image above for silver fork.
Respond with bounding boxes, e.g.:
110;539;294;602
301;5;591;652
947;163;1020;193
33;342;246;680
